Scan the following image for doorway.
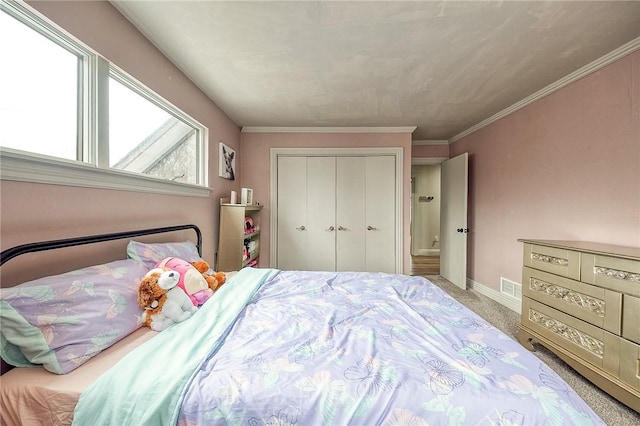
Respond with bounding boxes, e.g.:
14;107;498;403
411;161;442;275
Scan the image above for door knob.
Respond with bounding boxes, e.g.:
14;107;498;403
326;226;335;231
296;225;306;231
338;226;346;231
367;226;377;231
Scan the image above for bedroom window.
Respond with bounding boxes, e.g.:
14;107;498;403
108;73;203;186
0;3;81;161
0;1;209;196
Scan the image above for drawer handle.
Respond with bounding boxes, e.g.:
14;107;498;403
296;225;306;231
531;253;569;266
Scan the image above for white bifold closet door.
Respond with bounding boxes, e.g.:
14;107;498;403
308;157;338;271
361;156;396;272
277;156;336;271
276;156;309;271
276;155;395;273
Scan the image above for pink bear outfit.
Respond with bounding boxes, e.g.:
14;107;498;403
155;257;213;306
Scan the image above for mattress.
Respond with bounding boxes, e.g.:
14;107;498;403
0;328;157;426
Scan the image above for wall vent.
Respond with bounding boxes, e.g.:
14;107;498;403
500;277;522;300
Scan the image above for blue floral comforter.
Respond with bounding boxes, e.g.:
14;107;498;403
74;269;603;425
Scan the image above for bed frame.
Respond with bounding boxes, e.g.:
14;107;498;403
0;224;202;266
0;224;202;375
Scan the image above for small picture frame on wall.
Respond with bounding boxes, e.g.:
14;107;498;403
218;142;235;180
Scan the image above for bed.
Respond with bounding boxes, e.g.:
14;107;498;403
0;225;604;425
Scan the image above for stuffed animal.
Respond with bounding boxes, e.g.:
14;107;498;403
155;257;214;306
137;267;198;332
189;260;227;292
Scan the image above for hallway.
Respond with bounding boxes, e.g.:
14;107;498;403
410;255;439;276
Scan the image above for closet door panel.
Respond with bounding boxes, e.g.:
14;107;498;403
276;156;308;270
275;151;399;274
336;157;366;272
365;156;396;273
307;157;336;271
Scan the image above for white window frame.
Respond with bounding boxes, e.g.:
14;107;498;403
0;0;210;197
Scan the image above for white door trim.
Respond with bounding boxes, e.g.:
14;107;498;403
270;147;403;273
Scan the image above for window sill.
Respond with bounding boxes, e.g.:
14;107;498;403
0;149;211;197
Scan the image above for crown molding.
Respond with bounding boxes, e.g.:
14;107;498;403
450;36;640;143
412;140;449;146
242;126;416;134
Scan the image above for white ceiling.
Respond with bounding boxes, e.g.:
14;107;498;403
111;1;640;141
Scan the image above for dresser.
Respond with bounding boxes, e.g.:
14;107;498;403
518;239;640;412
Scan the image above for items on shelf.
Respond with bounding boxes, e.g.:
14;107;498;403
244;217;255;234
241;187;253;205
242;238;259;262
245;258;259;268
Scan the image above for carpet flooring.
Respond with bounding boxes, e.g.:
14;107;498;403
423;274;640;425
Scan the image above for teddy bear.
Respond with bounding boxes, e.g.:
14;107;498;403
155;257;223;306
137;267;198;332
189;260;226;293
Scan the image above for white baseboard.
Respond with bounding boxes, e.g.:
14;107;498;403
467;277;521;315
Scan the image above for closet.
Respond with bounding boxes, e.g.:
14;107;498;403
275;154;397;273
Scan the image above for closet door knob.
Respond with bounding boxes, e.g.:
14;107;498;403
367;226;377;231
296;225;306;231
338;226;346;231
326;226;335;231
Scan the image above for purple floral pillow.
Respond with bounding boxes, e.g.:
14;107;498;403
0;259;148;374
126;240;203;268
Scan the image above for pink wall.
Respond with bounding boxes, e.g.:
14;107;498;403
412;144;449;159
240;132;413;273
4;1;637;293
450;50;640;291
1;1;241;285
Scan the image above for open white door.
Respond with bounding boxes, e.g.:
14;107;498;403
440;153;468;289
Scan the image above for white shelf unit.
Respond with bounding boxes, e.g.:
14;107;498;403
217;202;262;271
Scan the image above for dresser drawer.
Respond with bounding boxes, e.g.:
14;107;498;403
623;295;640;345
619;339;640;393
522;267;622;335
521;297;612;371
523;243;581;280
581;253;640;297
